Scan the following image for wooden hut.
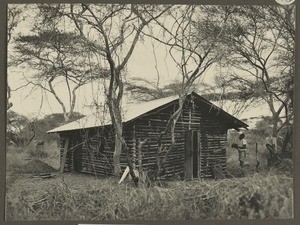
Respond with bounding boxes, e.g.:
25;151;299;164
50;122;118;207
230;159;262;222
47;92;248;179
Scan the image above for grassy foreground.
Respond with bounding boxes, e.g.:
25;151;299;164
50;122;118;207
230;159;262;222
6;171;293;220
5;142;293;220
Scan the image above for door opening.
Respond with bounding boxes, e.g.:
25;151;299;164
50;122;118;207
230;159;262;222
185;130;200;179
193;131;199;178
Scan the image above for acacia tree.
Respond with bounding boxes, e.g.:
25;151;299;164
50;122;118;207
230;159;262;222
15;31;106;122
141;5;232;179
13;5;107;122
125;77;199;102
212;5;295;154
267;5;294;155
7;5;27;110
53;4;171;178
125;75;253;115
6;111;31;146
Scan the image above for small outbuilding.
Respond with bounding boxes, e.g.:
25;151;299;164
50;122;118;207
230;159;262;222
48;92;248;179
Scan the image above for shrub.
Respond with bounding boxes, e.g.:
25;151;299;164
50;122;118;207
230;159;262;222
27;147;49;159
6;148;28;173
6;142;59;174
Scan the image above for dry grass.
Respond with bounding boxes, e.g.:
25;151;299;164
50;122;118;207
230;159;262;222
5;171;293;220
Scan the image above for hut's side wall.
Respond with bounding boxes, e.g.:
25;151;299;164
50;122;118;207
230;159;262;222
79;128;114;176
59;127;116;176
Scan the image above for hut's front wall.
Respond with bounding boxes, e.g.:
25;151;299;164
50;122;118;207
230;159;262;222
125;99;228;179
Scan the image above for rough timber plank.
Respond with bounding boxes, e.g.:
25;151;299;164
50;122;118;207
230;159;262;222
60;137;70;173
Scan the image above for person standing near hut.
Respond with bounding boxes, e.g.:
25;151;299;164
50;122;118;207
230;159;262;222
237;133;247;175
232;133;247;176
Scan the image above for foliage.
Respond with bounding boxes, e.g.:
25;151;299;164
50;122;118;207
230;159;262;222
6;111;32;146
31;112;85;143
252;116;274;137
125;78;199;102
6;111;84;146
251;116;292;158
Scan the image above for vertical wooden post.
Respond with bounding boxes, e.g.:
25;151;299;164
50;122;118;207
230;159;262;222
60;137;70;173
132;124;136;169
137;138;142;172
188;108;192;130
137;137;148;173
198;131;201;179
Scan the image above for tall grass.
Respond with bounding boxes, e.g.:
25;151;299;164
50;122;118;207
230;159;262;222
6;172;293;220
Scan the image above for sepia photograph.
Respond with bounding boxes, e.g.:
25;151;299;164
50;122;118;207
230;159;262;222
4;1;295;223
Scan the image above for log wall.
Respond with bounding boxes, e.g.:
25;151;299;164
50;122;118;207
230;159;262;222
127;98;228;179
59;127;115;176
58;97;229;179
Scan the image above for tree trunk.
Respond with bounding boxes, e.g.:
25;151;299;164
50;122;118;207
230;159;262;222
113;133;122;176
271;112;280;153
64;113;70;122
282;126;293;158
123;140;139;186
7;85;13;110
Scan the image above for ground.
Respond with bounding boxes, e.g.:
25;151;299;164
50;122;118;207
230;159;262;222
5;141;293;220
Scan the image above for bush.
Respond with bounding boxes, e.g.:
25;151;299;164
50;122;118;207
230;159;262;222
6;142;60;173
27;147;49;159
6;145;30;173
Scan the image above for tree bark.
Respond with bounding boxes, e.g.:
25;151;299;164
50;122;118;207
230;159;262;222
123;141;139;186
282;126;292;158
271;114;279;153
113;133;122;176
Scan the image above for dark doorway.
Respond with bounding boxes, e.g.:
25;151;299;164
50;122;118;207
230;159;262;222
185;130;200;179
73;146;82;172
192;131;199;178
